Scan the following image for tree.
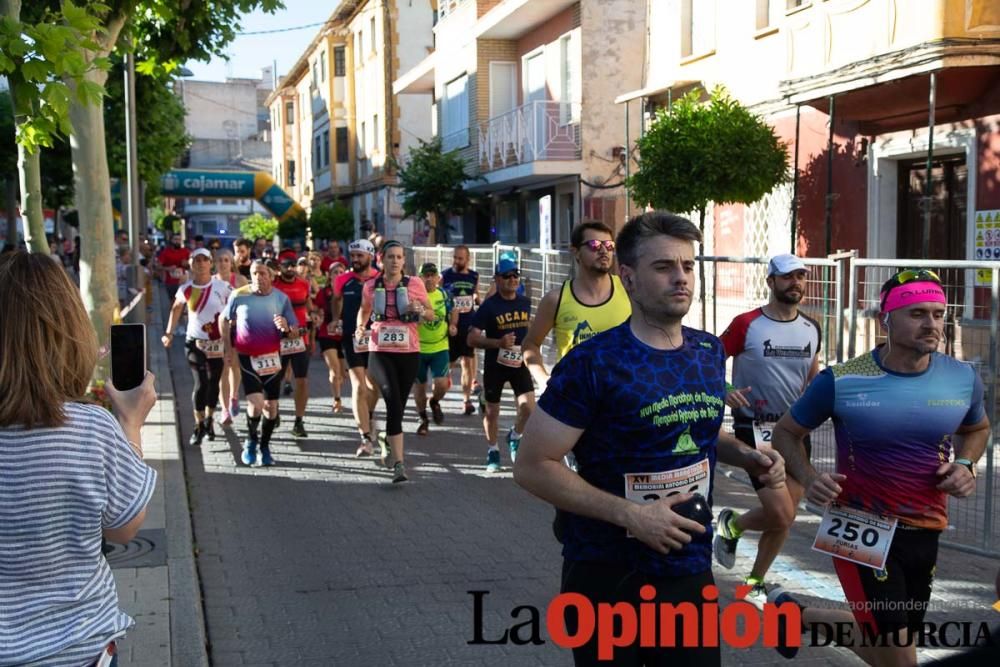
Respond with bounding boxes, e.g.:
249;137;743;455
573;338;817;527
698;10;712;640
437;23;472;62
0;90;17;246
240;213;277;241
309;202;354;243
394;136;477;243
626;86;789;323
277;212;306;244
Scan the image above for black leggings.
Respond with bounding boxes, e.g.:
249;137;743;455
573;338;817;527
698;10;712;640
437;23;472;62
367;352;419;437
185;339;224;412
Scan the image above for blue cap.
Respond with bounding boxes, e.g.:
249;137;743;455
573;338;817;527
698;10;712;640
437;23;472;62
495;258;518;275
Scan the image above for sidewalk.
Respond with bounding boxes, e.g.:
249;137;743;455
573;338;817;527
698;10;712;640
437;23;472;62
105;295;209;667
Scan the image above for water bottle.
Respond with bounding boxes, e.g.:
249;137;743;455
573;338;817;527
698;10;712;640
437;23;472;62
395;285;409;320
374;287;386;320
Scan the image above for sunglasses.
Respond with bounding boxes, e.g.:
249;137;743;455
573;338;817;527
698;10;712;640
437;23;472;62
880;268;942;308
500;271;520;279
580;239;615;252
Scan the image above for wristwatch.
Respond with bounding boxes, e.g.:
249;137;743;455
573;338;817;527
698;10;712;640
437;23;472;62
954;457;977;478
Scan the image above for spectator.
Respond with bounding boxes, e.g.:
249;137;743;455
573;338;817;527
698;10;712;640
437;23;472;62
320;240;348;273
116;247;133;309
0;251;157;667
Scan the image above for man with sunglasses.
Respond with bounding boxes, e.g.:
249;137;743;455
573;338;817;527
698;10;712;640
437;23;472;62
712;254;820;605
770;268;989;664
468;257;535;472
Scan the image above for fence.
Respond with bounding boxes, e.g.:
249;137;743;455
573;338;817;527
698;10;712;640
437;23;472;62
410;243;1000;557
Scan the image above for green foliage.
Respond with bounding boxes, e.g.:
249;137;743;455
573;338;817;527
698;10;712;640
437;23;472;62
309;202;354;242
156;212;183;233
277;211;306;241
0;91;15;176
240;212;277;241
394;136;475;231
626;87;789;215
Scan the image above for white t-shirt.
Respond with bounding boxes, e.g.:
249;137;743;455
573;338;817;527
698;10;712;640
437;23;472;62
174;277;232;340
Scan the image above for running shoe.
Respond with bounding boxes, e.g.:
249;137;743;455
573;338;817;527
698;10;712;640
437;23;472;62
204;419;216;441
241;439;257;466
283;382;293;396
713;508;740;570
356;436;374;457
417;412;429;436
230;398;240;418
392;461;408;483
463;400;475;416
765;585;803;659
189;422;205;447
259;445;274;467
291;418;308;438
429;398;444;425
377;432;390;467
744;579;768;610
485;448;501;473
506;428;520;463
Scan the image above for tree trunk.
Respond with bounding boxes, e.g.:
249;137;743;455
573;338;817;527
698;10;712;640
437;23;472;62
15;138;47;253
3;178;17;248
69;67;117;375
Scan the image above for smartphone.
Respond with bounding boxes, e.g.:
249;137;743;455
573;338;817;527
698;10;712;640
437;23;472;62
110;323;147;391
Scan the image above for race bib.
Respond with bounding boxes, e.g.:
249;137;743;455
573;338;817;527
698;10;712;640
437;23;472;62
454;294;474;314
355;330;371;353
279;336;307;356
812;504;898;570
169;267;184;280
623;459;711;538
196;338;224;359
753;421;776;447
377;325;410;349
250;352;281;376
327;320;343;337
498;344;523;368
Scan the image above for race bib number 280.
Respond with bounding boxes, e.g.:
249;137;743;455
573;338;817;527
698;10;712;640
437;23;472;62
812;504;898;570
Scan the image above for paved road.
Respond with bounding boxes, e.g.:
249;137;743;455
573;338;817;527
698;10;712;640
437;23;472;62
168;341;998;665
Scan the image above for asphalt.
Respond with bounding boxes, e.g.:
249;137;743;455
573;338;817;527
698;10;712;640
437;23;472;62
105;285;1000;666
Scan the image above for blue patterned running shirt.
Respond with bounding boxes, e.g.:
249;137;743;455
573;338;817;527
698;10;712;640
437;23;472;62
538;321;727;576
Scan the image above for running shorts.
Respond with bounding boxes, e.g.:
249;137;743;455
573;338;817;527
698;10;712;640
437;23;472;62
341;336;369;369
734;421;811;491
417;349;450;382
449;326;474;362
238;353;290;400
318;338;344;356
483;363;534;403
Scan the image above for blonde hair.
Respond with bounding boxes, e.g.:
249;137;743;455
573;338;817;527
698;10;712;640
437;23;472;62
0;252;98;428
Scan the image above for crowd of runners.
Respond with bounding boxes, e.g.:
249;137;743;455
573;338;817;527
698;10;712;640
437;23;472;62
153;214;994;666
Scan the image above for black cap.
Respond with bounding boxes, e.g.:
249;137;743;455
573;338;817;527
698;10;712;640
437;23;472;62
420;262;438;275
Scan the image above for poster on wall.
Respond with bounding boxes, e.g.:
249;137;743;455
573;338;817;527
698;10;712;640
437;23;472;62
974;209;1000;286
538;195;552;251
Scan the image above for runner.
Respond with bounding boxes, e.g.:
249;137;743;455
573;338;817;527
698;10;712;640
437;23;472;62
513;211;786;666
157;233;191;305
413;263;457;436
441;245;480;415
712;254;821;605
315;262;349;413
467;257;535;471
331;240;381;455
320;240;349;273
161;248;231;446
273;257;315;438
770;268;989;664
356;240;434;483
220;260;300;466
213;249;248;425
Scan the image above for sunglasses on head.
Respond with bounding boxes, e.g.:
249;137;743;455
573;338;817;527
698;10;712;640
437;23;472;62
580;239;615;252
500;271;520;279
879;268;942;308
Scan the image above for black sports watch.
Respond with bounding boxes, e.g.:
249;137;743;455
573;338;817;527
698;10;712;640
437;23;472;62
954;458;977;479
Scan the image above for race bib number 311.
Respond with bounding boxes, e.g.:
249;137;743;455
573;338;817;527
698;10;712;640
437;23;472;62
812;504;898;570
251;352;281;376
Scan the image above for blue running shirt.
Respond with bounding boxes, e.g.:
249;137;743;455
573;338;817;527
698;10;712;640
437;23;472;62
539;322;727;576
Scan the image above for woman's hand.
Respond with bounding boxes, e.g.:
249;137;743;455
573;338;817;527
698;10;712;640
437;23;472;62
108;372;157;442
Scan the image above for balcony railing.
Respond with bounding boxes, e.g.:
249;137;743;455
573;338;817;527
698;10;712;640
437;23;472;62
478;101;581;172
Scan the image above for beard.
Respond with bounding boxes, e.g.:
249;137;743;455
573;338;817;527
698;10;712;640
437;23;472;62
774;288;803;305
352;259;370;273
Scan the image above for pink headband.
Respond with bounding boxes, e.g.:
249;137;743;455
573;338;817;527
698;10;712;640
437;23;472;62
881;281;947;314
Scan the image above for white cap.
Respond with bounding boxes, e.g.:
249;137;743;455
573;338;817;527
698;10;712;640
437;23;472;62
348;239;375;255
191;248;212;260
767;253;808;276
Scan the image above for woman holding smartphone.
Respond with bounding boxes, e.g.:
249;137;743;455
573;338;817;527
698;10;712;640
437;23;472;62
0;251;157;667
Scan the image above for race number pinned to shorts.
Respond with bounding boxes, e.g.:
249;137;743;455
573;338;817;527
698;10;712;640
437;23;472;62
377;325;410;349
753;421;776;447
355;330;371;353
250;352;281;376
498;344;523;368
623;459;711;537
812;504;898;570
453;294;474;314
279;336;307;356
196;338;224;359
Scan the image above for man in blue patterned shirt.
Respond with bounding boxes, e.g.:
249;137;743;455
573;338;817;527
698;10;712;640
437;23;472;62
514;211;790;666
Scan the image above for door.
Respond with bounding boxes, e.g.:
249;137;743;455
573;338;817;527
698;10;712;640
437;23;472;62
523;52;547;157
489;62;517;120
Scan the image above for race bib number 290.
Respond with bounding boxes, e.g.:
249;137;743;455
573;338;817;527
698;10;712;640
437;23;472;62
812;504;898;570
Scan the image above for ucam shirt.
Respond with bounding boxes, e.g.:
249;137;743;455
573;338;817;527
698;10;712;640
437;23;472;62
539;322;726;576
441;268;479;327
223;285;297;357
471;292;531;367
720;307;822;425
175;277;232;340
789;349;985;531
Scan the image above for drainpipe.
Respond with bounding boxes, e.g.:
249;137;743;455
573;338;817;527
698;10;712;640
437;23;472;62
923;71;936;259
624;101;631;221
825;95;835;256
791;104;801;253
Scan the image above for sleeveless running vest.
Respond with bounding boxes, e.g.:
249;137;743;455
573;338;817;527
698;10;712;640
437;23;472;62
553;275;631;358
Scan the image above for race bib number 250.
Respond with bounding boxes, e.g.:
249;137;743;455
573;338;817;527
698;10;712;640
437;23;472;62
812;504;898;570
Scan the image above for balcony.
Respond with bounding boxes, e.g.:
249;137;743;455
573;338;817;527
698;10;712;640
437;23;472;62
477;101;581;172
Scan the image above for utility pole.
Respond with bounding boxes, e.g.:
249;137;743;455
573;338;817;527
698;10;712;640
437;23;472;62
124;51;143;321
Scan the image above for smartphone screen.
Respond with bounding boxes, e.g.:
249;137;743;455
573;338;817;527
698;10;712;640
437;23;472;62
110;324;146;391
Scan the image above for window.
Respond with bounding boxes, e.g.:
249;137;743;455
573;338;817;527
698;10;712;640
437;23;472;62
559;35;578;124
373;114;379;151
320;52;326;82
288;160;296;186
285;101;294;124
370;16;376;54
756;0;771;29
489;62;516;119
357;30;363;62
681;0;715;58
787;0;807;9
334;47;346;76
442;74;469;151
322;129;329;167
313;135;322;170
336;127;349;163
312;61;318;87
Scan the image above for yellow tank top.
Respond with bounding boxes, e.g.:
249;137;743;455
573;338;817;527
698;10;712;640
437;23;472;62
553;275;632;359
